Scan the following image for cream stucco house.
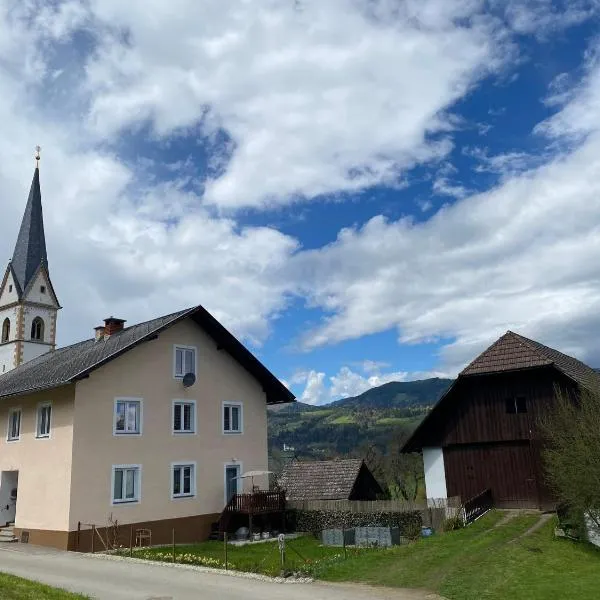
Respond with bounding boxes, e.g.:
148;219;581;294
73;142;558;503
0;158;294;550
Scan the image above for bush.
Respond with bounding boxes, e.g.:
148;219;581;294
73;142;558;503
288;509;422;537
442;513;465;532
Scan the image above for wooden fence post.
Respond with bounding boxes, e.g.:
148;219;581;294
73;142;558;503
172;529;176;563
224;532;228;570
77;522;81;552
129;526;133;557
91;525;96;554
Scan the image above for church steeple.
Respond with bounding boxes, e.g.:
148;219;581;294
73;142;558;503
0;148;60;375
10;164;48;297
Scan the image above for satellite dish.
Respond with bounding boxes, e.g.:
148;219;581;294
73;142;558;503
182;372;196;388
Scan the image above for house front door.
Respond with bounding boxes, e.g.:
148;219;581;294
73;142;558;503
0;471;18;526
225;465;241;504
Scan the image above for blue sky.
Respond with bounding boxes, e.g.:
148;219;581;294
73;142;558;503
2;1;600;404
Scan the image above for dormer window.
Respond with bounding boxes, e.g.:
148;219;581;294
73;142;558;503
40;285;46;294
1;319;9;343
31;317;44;341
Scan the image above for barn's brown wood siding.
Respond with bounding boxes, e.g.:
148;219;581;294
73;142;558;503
444;442;539;508
437;369;574;446
420;368;577;509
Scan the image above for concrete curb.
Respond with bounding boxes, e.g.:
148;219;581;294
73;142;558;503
82;551;314;584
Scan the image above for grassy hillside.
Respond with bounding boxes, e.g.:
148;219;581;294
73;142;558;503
268;377;452;462
321;511;600;600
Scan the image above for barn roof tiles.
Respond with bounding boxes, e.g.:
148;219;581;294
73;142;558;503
461;331;600;391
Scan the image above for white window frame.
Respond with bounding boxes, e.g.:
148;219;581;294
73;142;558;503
173;344;197;379
111;464;142;505
222;401;243;434
113;398;143;436
224;462;243;505
6;408;21;442
172;400;196;435
171;462;197;499
36;402;52;439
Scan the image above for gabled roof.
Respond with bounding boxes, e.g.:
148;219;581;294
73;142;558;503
278;458;369;501
461;331;600;391
0;305;294;404
11;167;48;296
402;330;600;453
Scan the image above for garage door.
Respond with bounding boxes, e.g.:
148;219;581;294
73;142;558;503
444;442;540;509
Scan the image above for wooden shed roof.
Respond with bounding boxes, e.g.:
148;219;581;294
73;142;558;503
279;458;369;501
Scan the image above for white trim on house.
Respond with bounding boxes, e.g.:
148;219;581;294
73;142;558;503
171;399;197;435
6;407;21;442
111;464;142;505
423;447;448;502
35;401;52;439
172;344;197;379
113;398;143;436
170;461;197;499
222;401;243;435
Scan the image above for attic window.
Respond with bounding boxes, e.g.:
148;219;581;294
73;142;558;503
506;397;527;414
8;285;12;293
40;285;46;294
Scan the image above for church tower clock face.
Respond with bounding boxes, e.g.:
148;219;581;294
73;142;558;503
0;148;61;374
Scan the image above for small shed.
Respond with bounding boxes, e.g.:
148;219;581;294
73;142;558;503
278;458;383;501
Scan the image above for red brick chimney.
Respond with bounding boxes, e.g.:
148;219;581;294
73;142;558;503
103;317;126;337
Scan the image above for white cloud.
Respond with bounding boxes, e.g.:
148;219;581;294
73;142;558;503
77;0;514;210
292;39;600;373
295;363;446;405
298;370;328;406
0;4;298;348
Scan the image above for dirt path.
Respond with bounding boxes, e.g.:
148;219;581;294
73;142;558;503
508;513;553;543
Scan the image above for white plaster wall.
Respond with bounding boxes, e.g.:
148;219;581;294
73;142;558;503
423;447;448;501
0;306;18;341
0;387;75;531
0;271;19;305
22;342;52;364
0;345;14;375
69;318;272;530
0;305;18;374
22;306;55;344
23;271;56;306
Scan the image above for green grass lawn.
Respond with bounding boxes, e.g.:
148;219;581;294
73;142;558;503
320;511;600;600
122;535;365;577
0;573;88;599
120;511;600;599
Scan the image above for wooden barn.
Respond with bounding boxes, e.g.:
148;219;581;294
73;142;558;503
402;331;600;510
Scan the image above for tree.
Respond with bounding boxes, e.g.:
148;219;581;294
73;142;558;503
540;387;600;534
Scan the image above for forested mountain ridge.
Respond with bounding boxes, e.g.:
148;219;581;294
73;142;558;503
268;377;453;460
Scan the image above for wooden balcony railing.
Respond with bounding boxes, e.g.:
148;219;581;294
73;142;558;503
223;490;286;515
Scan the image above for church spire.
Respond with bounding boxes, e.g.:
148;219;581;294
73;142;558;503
11;147;47;295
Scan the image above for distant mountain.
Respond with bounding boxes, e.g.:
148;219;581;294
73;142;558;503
268;378;453;463
330;378;453;409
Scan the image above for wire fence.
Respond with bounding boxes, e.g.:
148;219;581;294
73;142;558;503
115;529;385;578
